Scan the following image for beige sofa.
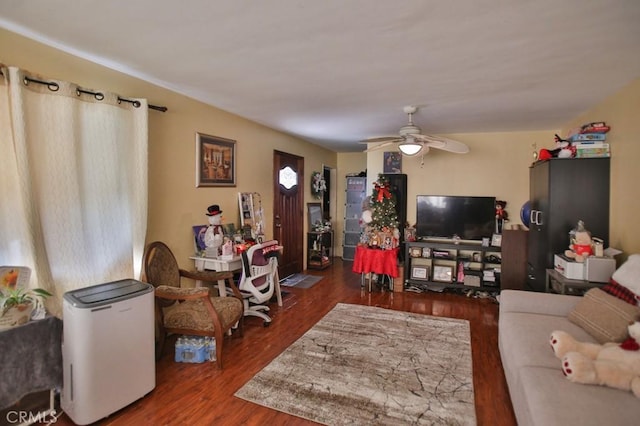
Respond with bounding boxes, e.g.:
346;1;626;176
498;290;640;426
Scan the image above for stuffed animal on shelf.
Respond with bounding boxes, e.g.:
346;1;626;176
549;322;640;398
564;220;594;262
538;134;576;161
204;204;224;257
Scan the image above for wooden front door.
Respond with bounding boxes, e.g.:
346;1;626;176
273;150;304;279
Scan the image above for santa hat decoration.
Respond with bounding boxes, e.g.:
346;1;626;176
206;204;222;216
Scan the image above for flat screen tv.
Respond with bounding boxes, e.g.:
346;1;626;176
416;195;496;241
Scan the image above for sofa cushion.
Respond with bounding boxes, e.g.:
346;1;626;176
499;290;581;316
500;312;594;372
518;366;640;426
568;288;640;343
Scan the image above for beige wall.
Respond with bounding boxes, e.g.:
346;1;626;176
1;28;337;270
561;78;640;258
3;27;638;269
336;130;557;256
364;131;555;227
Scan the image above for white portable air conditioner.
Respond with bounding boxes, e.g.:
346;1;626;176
62;279;155;425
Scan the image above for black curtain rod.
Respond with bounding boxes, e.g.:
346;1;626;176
17;74;167;112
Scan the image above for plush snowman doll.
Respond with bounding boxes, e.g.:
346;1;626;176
204;204;224;257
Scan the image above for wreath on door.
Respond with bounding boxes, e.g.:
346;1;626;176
311;171;326;199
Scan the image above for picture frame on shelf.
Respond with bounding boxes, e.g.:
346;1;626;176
421;247;431;258
196;132;236;187
307;203;323;230
409;247;422;258
433;265;453;283
411;266;430;281
491;233;503;247
192;225;208;252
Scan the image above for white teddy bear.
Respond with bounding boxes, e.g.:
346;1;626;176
549;322;640;397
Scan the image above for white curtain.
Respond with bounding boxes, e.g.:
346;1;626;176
0;66;148;317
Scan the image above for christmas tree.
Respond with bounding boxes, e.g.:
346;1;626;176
369;174;399;232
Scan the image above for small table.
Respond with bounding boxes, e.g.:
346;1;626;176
545;268;605;296
352;245;399;291
191;255;283;306
1;316;62;418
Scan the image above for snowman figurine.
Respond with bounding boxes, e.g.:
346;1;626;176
204;204;224;257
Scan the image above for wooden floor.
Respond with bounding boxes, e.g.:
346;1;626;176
54;258;517;426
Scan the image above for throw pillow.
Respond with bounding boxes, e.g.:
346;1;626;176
568;287;640;343
612;254;640;295
602;278;639;306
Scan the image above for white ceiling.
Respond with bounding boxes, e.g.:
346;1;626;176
1;0;640;152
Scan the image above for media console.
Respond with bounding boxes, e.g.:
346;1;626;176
404;239;501;292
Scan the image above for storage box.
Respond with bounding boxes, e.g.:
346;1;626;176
585;256;616;283
554;254;585;280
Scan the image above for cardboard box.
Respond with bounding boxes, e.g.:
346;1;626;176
554;254;585;280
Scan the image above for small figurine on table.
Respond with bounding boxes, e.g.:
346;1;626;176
495;200;509;234
204;204;224;257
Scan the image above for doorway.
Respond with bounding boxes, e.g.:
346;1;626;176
273;150;304;279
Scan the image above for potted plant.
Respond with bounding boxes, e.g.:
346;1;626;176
0;286;52;330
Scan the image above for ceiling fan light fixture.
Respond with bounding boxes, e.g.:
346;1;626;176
398;141;423;156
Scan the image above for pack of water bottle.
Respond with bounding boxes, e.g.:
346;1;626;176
174;335;217;363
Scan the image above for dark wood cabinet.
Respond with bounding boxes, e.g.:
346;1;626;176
501;229;528;290
526;158;610;292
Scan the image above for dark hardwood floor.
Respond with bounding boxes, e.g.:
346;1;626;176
53;258;516;426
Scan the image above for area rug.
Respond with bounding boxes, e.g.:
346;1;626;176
235;303;475;425
279;273;323;289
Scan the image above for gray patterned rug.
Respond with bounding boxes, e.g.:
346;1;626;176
235;303;476;425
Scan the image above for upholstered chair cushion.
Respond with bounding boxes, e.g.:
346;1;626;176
163;296;243;331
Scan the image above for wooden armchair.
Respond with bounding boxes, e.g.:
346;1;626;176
141;241;243;368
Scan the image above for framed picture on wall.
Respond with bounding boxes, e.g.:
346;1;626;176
383;151;402;174
196;132;236;187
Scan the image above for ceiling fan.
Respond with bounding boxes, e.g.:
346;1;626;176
360;106;469;156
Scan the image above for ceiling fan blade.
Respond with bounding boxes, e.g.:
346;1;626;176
359;136;401;144
416;134;470;154
363;140;401;152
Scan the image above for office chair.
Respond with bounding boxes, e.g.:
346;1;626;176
238;240;280;326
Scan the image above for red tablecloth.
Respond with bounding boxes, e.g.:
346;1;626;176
352;245;399;278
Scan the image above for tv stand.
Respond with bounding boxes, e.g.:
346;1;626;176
419;237;483;245
404;239;501;293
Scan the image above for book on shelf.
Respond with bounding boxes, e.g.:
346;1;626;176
575;143;610;158
580;125;610;134
569;133;607;142
573;141;609;148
